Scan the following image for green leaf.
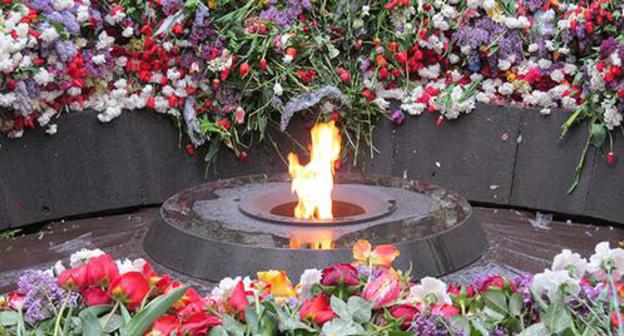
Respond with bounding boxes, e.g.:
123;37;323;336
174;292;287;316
509;292;524;317
80;312;103;336
209;326;230;336
100;314;124;333
517;322;548;336
330;296;350;321
220;314;245;336
78;305;112;336
346;296;372;324
450;315;471;335
483;290;508;315
121;286;188;336
0;311;19;326
321;318;365;336
589;123;606;147
541;303;572;334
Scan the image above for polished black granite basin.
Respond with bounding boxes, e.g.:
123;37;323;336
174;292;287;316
144;174;487;281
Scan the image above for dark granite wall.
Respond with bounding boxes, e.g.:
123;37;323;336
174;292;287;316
0;103;621;229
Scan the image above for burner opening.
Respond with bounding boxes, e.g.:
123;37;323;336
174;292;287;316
238;184;397;226
270;200;366;219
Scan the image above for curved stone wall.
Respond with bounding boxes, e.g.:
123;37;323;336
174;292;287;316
0;103;621;230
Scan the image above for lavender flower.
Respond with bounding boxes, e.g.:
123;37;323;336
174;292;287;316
259;0;311;28
161;0;184;15
600;37;618;59
16;271;79;325
410;314;458;336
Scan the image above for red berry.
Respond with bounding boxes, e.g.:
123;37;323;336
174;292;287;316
435;116;444;127
607;151;616;166
185;144;195;156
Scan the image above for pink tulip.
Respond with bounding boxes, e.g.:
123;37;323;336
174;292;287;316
363;271;400;308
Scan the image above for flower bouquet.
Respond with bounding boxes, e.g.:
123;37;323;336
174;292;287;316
1;240;623;335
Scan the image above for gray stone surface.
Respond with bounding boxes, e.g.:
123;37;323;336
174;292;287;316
392;104;521;204
511;108;594;216
584;131;624;223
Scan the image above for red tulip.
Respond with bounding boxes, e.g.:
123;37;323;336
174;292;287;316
239;62;250;78
607;151;616;166
362;271;400;308
321;263;359;286
108;272;150;310
58;265;88;291
299;295;335;326
227;281;249;314
83;287;112;306
179;312;221;335
86;255;119;288
612;311;624;330
7;292;25;311
389;304;419;330
260;59;267;72
395;51;408;64
147;315;179;336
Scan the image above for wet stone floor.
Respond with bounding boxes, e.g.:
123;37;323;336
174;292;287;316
1;206;623;294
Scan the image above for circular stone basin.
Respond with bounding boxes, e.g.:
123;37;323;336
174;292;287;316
144;174;487;281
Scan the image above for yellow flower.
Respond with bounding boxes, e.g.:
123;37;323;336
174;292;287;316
257;270;297;298
506;71;516;82
0;295;5;308
259;0;269;4
486;3;502;19
208;0;217;9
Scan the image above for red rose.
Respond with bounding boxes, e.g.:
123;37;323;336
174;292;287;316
299;295;336;326
321;263;359;286
83;287;112;306
389;304;419;330
108;272;150;310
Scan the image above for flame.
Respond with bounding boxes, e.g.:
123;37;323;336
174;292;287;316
288;121;341;220
289;230;335;249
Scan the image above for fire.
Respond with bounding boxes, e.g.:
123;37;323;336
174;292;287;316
288;121;341;220
289;230;335;249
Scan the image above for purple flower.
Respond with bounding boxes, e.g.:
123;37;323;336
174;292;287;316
161;0;184;15
259;0;311;28
390;110;405;125
525;0;546;12
410;314;457;336
16;271;79;325
600;37;619;59
54;40;77;62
